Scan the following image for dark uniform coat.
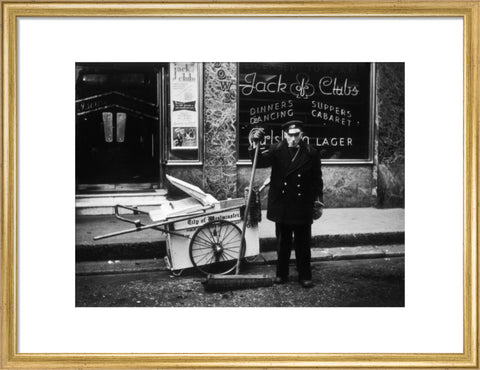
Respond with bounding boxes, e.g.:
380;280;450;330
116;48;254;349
251;139;323;225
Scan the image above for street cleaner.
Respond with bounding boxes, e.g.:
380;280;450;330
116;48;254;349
249;120;324;288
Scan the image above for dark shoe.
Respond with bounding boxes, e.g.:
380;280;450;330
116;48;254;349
274;276;288;284
300;280;314;288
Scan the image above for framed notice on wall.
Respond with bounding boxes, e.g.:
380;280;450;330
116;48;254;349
169;62;199;150
238;62;374;162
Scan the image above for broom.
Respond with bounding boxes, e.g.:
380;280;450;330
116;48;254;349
203;143;275;292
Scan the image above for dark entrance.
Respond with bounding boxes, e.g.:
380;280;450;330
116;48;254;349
75;63;167;192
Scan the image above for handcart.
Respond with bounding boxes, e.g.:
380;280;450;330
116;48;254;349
94;175;262;276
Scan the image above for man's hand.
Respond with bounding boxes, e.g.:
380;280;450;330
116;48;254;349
313;200;324;220
248;128;265;147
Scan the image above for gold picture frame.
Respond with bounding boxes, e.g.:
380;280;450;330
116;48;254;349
1;1;478;368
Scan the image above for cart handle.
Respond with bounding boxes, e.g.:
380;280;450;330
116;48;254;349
93;204;244;241
114;205;150;227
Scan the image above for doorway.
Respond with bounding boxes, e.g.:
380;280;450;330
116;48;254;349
76;63;167;192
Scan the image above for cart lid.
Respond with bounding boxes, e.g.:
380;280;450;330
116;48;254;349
166;175;219;206
149;197;205;222
148;176;219;222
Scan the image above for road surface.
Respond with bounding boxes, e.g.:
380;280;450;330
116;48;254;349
76;256;404;307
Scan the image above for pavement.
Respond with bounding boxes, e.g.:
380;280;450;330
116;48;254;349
76;208;404;274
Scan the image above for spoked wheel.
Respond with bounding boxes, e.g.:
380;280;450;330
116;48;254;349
189;220;245;275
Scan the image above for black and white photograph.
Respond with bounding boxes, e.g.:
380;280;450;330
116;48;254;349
75;62;405;307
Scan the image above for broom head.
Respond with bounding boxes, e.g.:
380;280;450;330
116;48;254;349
203;274;275;292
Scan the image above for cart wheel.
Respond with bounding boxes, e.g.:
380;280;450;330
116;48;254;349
189;220;245;275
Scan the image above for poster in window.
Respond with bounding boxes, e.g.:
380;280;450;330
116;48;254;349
170;62;199;150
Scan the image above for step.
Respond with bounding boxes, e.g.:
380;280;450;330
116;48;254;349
76;190;168;215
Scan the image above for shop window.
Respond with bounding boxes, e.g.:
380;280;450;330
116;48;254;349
238;62;374;163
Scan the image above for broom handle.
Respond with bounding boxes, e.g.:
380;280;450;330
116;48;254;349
236;143;260;274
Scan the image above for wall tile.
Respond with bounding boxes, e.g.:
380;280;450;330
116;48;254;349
203;63;238;199
375;63;405;207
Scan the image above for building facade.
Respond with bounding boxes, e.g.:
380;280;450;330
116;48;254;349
75;62;404;215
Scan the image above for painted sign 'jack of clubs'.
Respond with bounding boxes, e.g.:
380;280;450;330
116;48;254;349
290;73;315;99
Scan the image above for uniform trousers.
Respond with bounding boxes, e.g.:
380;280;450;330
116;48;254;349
275;223;312;281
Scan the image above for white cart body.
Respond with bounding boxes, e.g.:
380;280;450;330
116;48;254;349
163;198;259;271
